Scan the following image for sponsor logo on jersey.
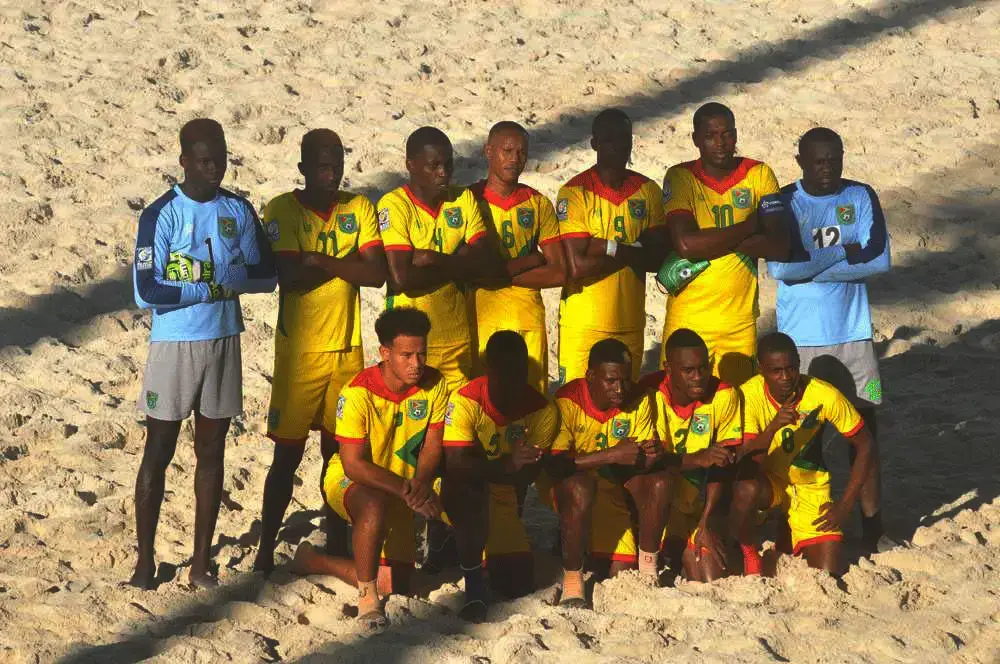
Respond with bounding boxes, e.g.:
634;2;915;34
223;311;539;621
837;204;856;224
408;399;428;420
337;213;358;234
136;246;153;271
265;220;280;242
732;188;751;210
378;208;390;232
444;208;463;229
145;391;158;409
336;395;346;420
628;199;647;220
691;413;710;435
219;217;238;238
556;198;569;221
611;418;631;439
759;196;785;213
517;208;534;229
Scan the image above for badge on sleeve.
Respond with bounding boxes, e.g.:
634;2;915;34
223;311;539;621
378;208;390;232
556;198;569;222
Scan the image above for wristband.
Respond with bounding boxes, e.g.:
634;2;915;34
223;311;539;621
605;239;618;257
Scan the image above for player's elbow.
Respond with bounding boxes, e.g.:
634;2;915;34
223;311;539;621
135;275;180;308
672;235;699;260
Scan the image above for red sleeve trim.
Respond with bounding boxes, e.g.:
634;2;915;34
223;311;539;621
538;235;562;246
359;239;384;252
842;419;865;438
742;433;759;441
442;439;476;448
384;244;414;252
644;224;671;232
428;421;445;430
717;438;742;448
558;232;590;240
467;231;487;245
335;435;367;445
548;448;573;456
666;209;693;218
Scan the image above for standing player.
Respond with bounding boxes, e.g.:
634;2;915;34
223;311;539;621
253;129;387;573
130;118;277;589
660;102;789;385
557;109;669;384
441;331;559;619
766;128;892;554
469;122;567;393
545;340;672;608
639;329;741;582
378;126;499;392
289;308;449;628
730;333;874;575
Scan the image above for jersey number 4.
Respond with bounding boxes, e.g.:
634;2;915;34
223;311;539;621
811;226;841;249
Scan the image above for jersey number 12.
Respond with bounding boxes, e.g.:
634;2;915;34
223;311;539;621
811;226;841;249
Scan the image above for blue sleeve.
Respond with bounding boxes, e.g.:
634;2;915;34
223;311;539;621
764;191;846;282
133;204;208;309
813;186;890;282
222;200;277;294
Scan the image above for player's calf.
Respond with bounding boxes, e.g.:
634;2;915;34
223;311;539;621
441;457;490;623
554;471;596;607
625;470;673;580
254;442;306;574
728;474;769;576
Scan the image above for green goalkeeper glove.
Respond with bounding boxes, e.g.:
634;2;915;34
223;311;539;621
206;283;236;302
165;252;215;283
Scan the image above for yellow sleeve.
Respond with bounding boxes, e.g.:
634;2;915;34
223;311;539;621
263;196;299;254
643;180;667;230
461;189;488;244
376;192;413;251
825;384;864;437
428;377;450;428
556;185;589;239
632;394;655;442
739;383;765;437
754;164;781;199
663;166;695;217
536;195;560;245
442;394;477;446
714;388;743;446
334;386;370;445
527;402;560;450
550;399;576;453
354;195;383;252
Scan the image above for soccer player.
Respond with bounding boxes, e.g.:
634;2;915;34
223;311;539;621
253;129;387;573
289;307;449;628
378;126;499;392
545;339;672;608
660;102;789;385
441;331;559;619
130;118;277;589
639;329;741;582
557;109;669;385
469;122;566;393
765;127;892;554
730;333;874;576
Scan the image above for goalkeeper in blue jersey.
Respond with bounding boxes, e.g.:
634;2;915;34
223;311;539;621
766;127;893;556
130;118;277;589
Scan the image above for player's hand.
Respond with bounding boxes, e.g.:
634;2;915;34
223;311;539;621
206;283;236;302
166;252;214;283
813;501;850;532
402;478;440;519
301;252;325;268
639;439;666;470
687;446;735;469
771;392;800;430
843;243;863;261
693;525;727;570
607;439;644;467
510;437;543;472
411;250;441;268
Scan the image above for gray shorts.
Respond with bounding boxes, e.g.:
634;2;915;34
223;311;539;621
798;340;882;407
138;336;243;421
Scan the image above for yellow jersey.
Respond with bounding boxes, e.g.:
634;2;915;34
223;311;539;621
334;365;450;480
263;190;382;353
377;185;487;344
741;374;863;486
663;158;780;331
469;181;560;331
549;378;654;456
640;371;742;513
441;375;559;460
557;168;666;332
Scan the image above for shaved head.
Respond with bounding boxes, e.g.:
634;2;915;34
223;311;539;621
179;118;225;155
592;108;631;139
301;128;343;164
487;121;529;143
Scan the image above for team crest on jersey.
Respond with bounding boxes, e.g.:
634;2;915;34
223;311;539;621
337;213;358;234
732;188;751;210
444;208;463;228
556;198;569;222
691;413;710;435
336;395;346;420
506;423;527;445
267;408;280;430
219;217;238;238
378;208;390;232
628;199;647;220
611;418;631;439
265;220;280;242
662;180;672;203
135;246;153;271
145;391;158;410
408;399;428;420
837;204;856;224
517;208;534;229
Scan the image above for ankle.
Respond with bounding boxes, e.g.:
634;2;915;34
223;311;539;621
562;568;584;599
638;549;658;577
461;563;486;599
357;579;380;615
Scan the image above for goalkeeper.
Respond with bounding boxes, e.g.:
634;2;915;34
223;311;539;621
130;118;277;590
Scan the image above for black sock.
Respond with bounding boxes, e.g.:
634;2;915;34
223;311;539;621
462;563;486;602
861;511;883;550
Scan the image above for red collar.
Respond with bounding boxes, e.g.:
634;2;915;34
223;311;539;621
685;158;761;195
293;189;336;221
403;184;443;219
458;376;548;425
565;167;648;206
471;180;536;211
349;364;423;403
556;378;621;423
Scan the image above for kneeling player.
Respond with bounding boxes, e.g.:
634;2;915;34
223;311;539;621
546;339;672;608
289;308;448;628
640;329;741;582
731;333;874;575
441;331;558;620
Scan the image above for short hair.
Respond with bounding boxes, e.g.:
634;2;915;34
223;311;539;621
798;127;843;155
375;307;431;346
179;118;225;154
592;108;631;137
664;328;708;354
692;102;735;132
405;126;451;159
485;330;528;367
588;338;632;370
487;121;528;142
756;332;799;363
301;128;343;164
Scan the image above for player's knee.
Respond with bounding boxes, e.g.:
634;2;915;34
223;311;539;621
193;439;225;466
557;474;595;516
349;485;390;519
644;472;673;505
731;478;761;510
270;444;305;472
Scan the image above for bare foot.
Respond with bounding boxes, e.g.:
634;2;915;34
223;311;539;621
288;541;316;575
128;561;156;590
358;608;389;630
188;568;219;589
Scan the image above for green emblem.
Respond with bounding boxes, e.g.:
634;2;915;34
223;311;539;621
408;399;428;421
444;207;463;229
506;424;527;445
337;213;358;234
837;204;856;224
219;217;238;238
628;199;647;220
486;433;501;458
732;188;751;209
864;379;882;402
145;391;158;409
517;208;534;229
611;418;631;439
339;477;352;489
267;408;280;430
691;413;710;435
656;252;711;296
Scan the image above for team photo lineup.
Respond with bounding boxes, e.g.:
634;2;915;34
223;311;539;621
131;101;893;627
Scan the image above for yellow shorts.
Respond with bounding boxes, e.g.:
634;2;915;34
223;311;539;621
475;324;548;395
485;484;532;560
267;342;364;443
558;327;643;386
665;505;699;544
765;471;842;554
661;320;756;385
428;340;473;394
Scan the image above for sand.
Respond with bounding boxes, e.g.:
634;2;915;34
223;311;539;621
1;0;999;661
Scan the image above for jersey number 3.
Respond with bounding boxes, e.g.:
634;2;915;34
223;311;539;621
811;225;841;249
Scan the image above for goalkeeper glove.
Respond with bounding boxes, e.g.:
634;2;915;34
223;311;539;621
165;252;215;283
206;283;236;302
